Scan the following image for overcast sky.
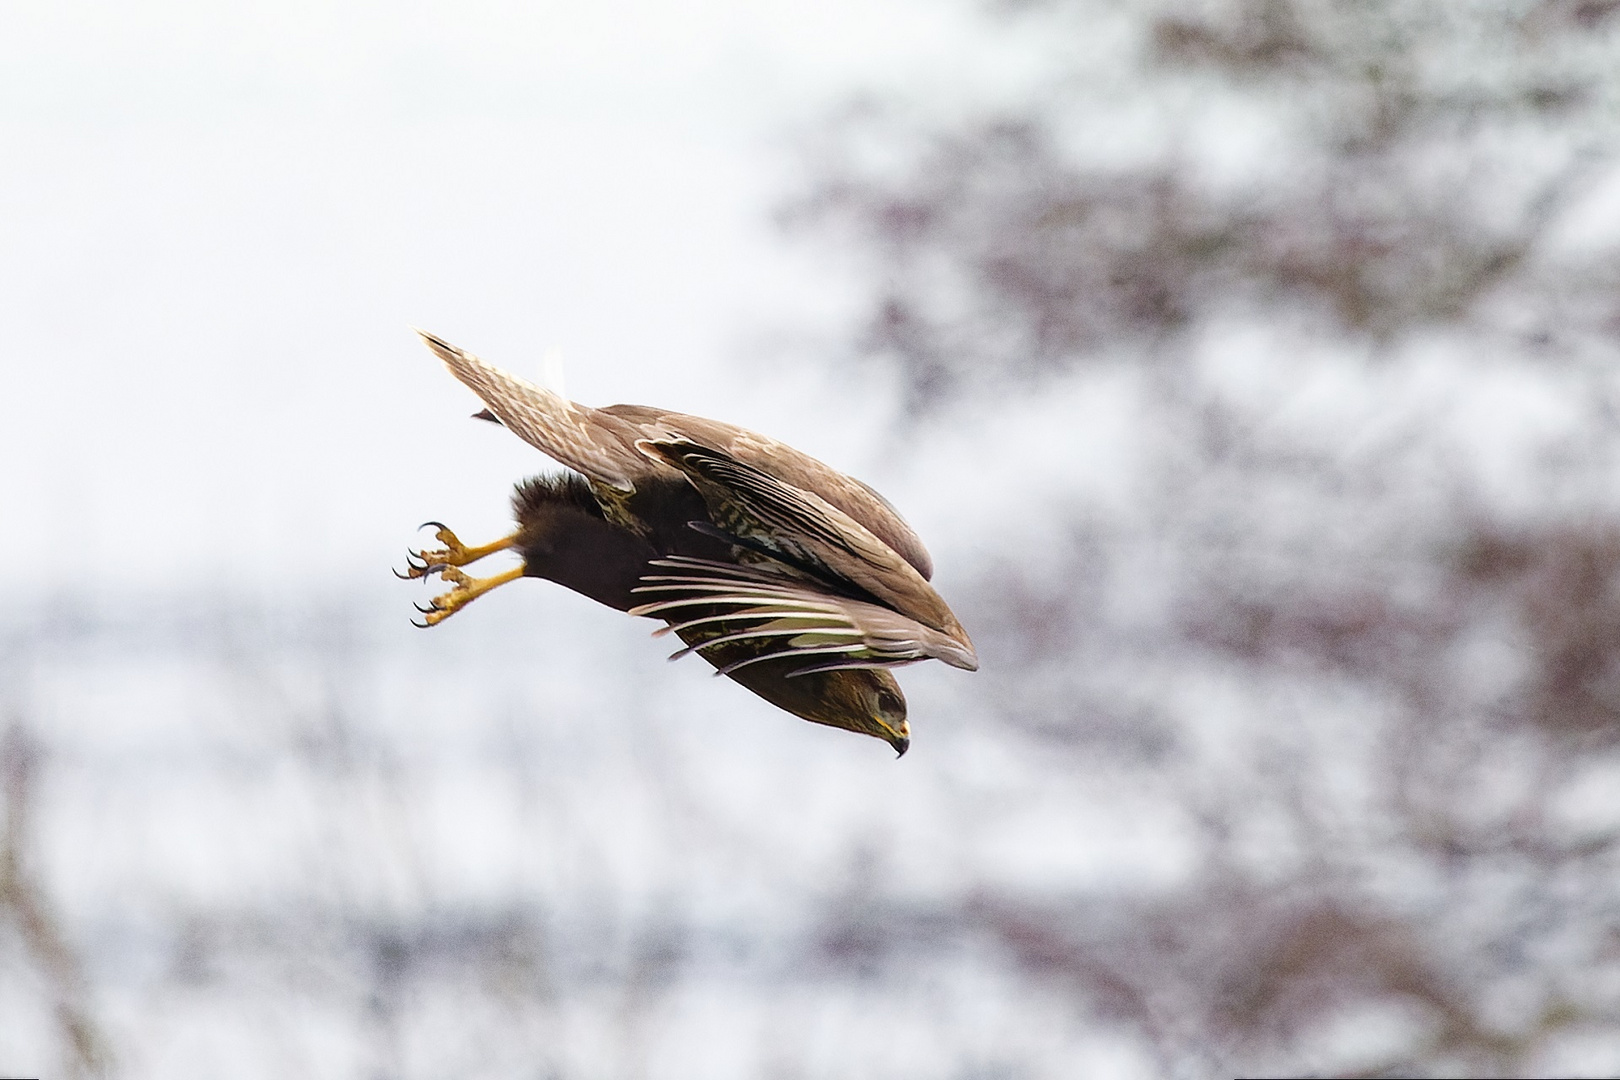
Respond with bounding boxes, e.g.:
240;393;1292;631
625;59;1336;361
2;0;1046;601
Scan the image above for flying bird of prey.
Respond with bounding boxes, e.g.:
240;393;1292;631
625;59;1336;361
400;331;977;755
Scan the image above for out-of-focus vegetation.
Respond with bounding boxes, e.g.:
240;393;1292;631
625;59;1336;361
786;0;1620;1074
6;1;1620;1077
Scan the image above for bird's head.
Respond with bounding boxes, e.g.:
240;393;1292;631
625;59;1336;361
865;680;911;757
788;667;911;757
712;654;912;756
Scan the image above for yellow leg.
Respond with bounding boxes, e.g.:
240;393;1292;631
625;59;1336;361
399;523;520;580
413;564;526;627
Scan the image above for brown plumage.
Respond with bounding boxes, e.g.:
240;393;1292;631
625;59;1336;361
400;331;976;755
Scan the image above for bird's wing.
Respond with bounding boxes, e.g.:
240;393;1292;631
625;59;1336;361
633;438;977;670
600;405;935;581
417;330;642;491
414;340;934;578
629;556;977;674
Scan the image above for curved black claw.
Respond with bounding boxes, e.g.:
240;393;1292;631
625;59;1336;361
414;601;438;615
410;618;431;629
418;520;448;533
394;550;432;580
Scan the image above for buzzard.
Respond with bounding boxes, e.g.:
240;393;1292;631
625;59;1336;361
400;331;976;755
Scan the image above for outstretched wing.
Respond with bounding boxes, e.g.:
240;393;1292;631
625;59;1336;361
629;556;978;674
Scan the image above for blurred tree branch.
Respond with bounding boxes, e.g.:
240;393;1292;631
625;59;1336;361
2;722;109;1079
790;0;1620;1074
788;0;1620;409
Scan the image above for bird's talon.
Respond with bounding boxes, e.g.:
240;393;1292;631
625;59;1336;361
397;548;441;580
397;523;518;580
398;520;522;624
409;563;524;627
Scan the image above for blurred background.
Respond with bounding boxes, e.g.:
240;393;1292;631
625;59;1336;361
5;0;1620;1075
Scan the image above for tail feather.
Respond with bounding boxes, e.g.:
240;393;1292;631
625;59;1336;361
415;329;634;491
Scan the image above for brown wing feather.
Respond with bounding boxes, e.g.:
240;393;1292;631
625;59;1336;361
631;443;977;670
417;331;645;491
599;405;935;581
629;556;978;672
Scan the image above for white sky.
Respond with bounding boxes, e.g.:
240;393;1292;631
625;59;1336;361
1;0;1044;600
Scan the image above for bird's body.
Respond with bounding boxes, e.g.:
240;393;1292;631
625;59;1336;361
403;332;976;754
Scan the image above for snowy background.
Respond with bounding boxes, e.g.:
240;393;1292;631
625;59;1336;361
6;0;1620;1076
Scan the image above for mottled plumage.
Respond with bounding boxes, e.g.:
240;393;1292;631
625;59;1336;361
402;331;976;754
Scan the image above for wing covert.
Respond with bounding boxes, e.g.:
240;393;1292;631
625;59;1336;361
634;438;975;667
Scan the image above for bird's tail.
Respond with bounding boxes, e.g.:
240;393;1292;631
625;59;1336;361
414;330;635;490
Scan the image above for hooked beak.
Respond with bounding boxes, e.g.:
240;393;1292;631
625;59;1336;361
887;719;911;757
